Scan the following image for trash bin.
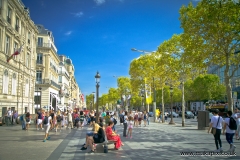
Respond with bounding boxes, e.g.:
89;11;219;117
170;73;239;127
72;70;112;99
197;111;209;130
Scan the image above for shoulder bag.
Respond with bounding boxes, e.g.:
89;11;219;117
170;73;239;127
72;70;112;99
211;116;220;135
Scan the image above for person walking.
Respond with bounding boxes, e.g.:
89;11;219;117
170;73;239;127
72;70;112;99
25;112;31;131
143;111;148;127
208;109;224;152
222;111;236;153
79;111;85;129
123;111;128;137
67;111;73;129
20;112;26;130
56;110;63;132
6;108;13;126
13;111;18;125
127;116;134;139
43;111;52;142
134;110;138;127
36;109;43;130
233;108;240;140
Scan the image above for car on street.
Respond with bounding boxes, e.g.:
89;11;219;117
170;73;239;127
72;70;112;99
179;111;194;119
185;111;194;119
148;112;153;117
168;112;179;118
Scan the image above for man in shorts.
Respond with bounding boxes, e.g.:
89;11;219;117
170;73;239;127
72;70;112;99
43;112;52;142
36;109;43;130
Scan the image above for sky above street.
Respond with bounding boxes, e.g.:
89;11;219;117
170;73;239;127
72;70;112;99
22;0;199;97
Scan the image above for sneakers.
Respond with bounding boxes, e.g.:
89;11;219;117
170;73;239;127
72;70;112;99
82;143;86;147
80;147;87;150
41;128;44;130
43;139;46;142
47;136;51;140
230;145;236;152
214;148;223;152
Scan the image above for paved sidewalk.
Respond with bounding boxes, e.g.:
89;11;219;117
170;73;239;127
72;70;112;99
0;122;239;160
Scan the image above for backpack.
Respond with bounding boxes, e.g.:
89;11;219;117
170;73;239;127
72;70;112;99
57;115;62;122
80;115;84;121
228;117;237;130
26;117;30;122
43;116;49;125
20;115;23;121
120;115;124;123
113;118;117;125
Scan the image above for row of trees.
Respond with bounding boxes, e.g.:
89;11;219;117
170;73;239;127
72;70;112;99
86;0;239;126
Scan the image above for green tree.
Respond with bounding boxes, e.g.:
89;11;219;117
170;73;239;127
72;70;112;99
192;74;226;101
179;0;240;111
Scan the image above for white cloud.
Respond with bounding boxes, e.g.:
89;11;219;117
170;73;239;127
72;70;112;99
94;0;106;5
65;31;72;36
73;12;84;17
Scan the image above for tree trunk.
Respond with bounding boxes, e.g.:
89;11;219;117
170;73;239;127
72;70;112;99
161;87;165;123
224;56;233;112
181;82;185;127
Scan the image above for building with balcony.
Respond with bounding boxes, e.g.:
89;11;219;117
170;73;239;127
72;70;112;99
0;0;38;116
35;24;60;112
58;56;70;110
59;55;81;110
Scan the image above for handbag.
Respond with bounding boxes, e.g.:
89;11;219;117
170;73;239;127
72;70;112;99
93;133;98;139
211;116;220;135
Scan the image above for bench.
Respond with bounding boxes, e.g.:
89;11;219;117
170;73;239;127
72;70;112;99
94;130;117;153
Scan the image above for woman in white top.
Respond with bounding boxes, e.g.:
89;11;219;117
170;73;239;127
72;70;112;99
208;109;223;152
222;111;236;153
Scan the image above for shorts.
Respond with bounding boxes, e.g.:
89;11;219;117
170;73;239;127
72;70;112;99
128;126;133;129
138;118;142;121
44;125;51;133
91;117;95;122
26;120;31;124
37;119;42;125
86;131;94;136
57;121;61;126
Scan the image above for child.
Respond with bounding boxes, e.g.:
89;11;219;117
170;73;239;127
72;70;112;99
127;116;134;139
75;115;80;129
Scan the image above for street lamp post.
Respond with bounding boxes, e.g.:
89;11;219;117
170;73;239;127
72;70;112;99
169;86;175;125
95;71;100;123
92;92;95;111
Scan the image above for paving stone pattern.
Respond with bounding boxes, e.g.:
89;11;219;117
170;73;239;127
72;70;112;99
0;121;239;160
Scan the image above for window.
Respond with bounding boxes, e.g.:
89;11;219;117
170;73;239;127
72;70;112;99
38;37;43;47
25;79;29;97
2;70;9;94
5;35;10;55
26;53;30;67
13;42;18;60
15;16;19;32
36;71;42;83
36;53;43;64
28;32;31;44
59;76;62;83
7;7;11;24
12;73;17;95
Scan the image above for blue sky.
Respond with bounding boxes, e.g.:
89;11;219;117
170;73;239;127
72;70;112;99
22;0;198;97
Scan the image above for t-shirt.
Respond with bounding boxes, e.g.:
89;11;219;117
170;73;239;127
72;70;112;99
38;112;42;119
124;115;128;123
210;115;223;129
224;117;235;133
7;110;12;117
68;113;72;122
44;116;52;126
234;113;240;124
